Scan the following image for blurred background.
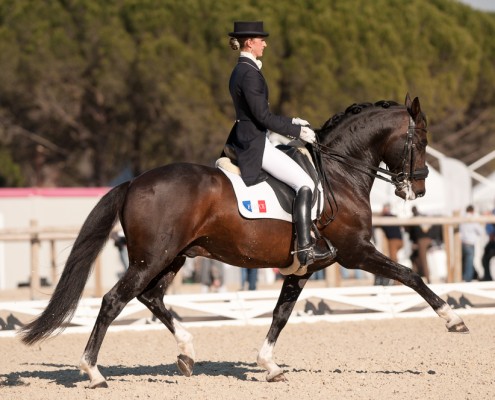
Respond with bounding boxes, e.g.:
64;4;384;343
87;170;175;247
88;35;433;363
0;0;494;295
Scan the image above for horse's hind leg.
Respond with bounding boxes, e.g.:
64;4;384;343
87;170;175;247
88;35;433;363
79;258;171;388
137;256;195;377
257;273;311;382
359;249;469;333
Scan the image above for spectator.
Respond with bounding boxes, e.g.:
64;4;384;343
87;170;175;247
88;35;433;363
406;206;431;283
460;205;484;282
241;268;258;290
200;258;226;293
482;209;495;281
375;203;403;286
111;230;128;273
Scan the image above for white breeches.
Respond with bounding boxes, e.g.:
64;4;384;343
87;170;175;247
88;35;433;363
261;138;314;193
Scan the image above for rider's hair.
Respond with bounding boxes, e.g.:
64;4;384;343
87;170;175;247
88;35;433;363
229;37;249;50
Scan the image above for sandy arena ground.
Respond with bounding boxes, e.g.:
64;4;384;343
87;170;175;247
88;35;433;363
1;313;494;400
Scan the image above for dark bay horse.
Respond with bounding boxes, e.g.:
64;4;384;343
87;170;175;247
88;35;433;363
19;94;468;387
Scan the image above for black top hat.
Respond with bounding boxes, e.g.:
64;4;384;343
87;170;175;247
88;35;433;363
229;21;269;38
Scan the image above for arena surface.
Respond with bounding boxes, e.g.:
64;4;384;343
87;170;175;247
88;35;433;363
1;314;494;399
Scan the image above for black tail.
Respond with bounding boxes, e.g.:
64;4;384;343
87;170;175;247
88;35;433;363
19;182;130;345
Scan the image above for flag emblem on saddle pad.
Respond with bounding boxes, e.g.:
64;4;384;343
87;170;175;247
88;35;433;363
242;200;252;212
258;200;266;213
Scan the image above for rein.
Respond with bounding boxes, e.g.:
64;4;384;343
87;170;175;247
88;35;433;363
312;118;429;227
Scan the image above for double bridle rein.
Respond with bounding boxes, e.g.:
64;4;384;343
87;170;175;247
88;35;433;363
312;116;429;227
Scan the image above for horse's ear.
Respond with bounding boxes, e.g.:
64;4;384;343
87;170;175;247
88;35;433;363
405;93;412;109
411;96;421;119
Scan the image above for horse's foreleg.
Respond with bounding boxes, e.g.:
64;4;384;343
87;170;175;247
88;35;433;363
257;273;312;382
137;256;195;377
360;250;469;333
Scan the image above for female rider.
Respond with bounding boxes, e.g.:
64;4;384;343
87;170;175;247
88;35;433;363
224;21;335;267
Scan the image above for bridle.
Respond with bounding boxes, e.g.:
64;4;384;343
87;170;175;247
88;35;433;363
312;116;429;227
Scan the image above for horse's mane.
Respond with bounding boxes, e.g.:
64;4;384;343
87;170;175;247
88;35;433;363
316;100;400;135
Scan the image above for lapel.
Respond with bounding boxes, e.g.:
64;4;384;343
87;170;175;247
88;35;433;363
238;56;261;72
237;56;267;98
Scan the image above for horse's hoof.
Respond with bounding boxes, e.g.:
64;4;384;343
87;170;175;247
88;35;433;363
88;380;109;389
448;322;470;333
267;373;288;382
177;354;194;377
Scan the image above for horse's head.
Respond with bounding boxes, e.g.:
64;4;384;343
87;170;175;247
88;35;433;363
384;93;429;200
315;95;429;207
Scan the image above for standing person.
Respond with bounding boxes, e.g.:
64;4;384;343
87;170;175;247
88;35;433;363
225;21;335;267
111;230;128;275
200;258;226;293
481;208;495;281
460;205;484;282
375;203;403;286
406;206;432;283
241;268;258;290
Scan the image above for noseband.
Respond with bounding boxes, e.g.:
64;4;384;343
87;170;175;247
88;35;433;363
394;117;429;184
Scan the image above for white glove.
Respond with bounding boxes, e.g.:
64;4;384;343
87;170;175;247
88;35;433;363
292;117;310;126
299;126;316;143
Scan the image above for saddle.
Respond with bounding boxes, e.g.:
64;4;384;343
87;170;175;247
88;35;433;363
217;140;322;222
217;140;330;276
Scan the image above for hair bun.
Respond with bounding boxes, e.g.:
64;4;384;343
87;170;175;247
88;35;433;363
229;37;240;50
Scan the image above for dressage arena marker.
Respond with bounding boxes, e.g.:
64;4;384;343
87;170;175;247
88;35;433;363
1;281;494;338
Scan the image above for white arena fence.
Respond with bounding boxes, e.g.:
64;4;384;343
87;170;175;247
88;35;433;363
1;281;494;338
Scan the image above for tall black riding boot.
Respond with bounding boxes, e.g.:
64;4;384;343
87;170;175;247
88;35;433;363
293;186;336;266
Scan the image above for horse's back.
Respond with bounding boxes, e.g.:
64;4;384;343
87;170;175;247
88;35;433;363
126;162;230;206
122;162;232;229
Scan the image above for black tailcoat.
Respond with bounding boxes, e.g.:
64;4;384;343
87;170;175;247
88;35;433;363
225;57;300;186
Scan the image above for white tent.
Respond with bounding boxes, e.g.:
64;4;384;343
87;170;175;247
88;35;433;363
473;171;495;212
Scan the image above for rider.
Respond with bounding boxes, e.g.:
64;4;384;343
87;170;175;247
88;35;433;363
224;21;335;267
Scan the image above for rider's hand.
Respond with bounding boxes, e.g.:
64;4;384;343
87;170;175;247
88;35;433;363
292;117;310;126
299;126;316;143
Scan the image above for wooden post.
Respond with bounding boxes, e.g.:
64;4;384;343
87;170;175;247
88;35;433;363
451;210;462;283
94;256;103;298
30;219;41;300
453;224;462;282
50;239;58;287
325;262;341;287
443;223;453;283
170;269;182;294
334;263;342;287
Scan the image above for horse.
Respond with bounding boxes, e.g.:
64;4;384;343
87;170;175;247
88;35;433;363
19;93;469;388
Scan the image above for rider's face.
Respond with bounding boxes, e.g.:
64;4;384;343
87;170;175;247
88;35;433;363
248;37;267;58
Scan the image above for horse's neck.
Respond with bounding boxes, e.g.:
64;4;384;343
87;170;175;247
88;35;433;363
323;110;403;189
328;125;380;166
330;109;403;160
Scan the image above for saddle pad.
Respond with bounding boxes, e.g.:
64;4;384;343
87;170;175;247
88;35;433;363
218;163;322;223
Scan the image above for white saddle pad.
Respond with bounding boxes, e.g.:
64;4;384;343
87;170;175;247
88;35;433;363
216;158;322;223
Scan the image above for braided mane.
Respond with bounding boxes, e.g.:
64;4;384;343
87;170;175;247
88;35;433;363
316;100;400;134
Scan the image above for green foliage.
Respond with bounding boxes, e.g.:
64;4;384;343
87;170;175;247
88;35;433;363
0;146;24;187
0;0;494;186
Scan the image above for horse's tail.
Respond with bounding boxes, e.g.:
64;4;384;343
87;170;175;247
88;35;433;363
19;181;130;345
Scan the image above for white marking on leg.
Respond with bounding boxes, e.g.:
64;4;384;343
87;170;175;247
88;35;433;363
257;339;283;381
80;353;107;388
173;319;195;360
437;304;463;329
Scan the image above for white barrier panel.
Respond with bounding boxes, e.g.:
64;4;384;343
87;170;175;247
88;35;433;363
1;282;495;338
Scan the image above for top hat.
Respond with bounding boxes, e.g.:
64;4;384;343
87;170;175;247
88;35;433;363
229;21;269;38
